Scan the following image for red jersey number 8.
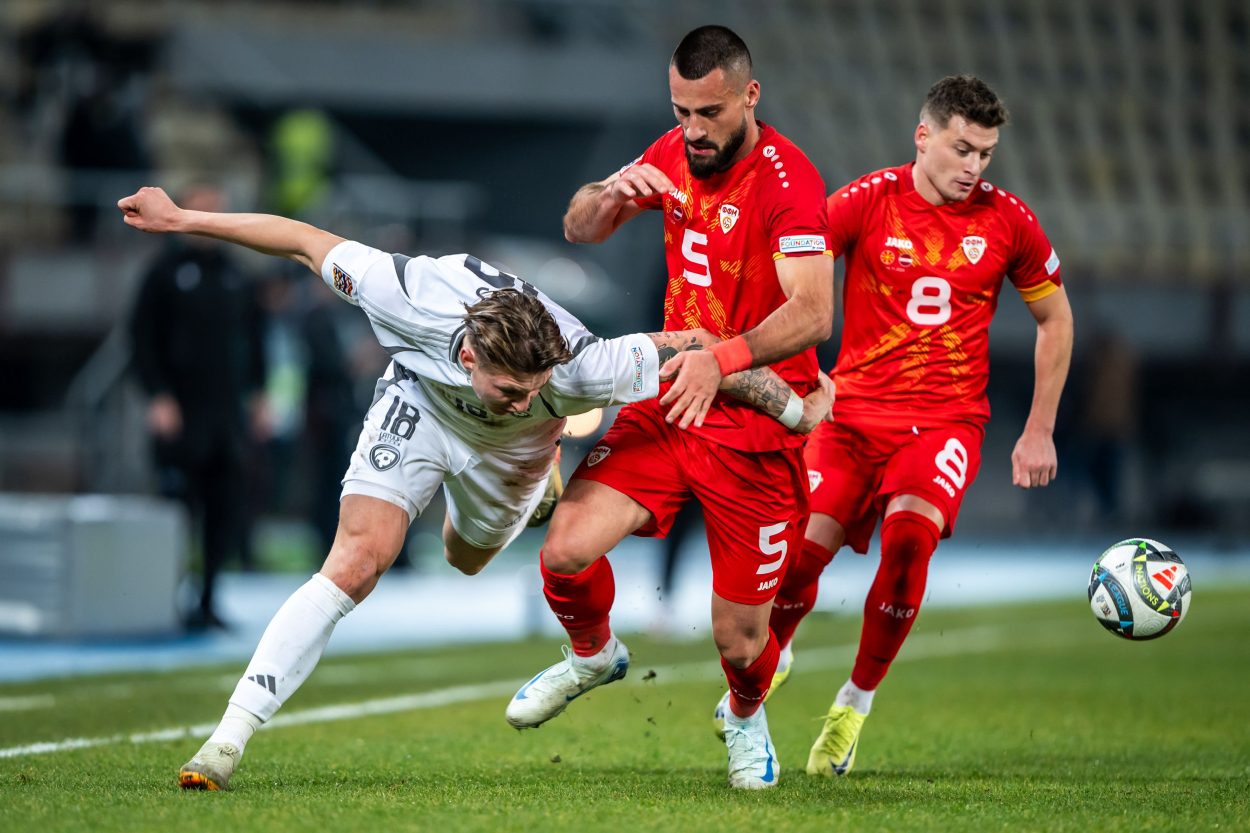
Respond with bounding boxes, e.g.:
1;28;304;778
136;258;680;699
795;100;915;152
906;276;952;326
681;228;711;287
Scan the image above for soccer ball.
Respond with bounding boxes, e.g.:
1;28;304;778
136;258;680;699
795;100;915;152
1088;538;1191;640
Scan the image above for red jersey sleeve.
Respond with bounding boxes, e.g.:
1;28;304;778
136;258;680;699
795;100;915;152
1005;196;1062;302
620;133;671;212
825;176;873;258
756;143;830;259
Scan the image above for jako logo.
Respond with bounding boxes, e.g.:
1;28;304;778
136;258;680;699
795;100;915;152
757;577;779;592
932;474;956;497
886;237;914;250
879;603;916;620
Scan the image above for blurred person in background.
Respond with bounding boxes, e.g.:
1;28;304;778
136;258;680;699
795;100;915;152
128;184;270;631
1078;328;1139;520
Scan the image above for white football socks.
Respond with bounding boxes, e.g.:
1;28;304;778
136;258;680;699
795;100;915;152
835;678;875;716
570;634;618;673
226;573;356;724
207;703;263;752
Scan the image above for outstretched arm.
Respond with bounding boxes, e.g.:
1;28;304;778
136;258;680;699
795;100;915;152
1012;285;1074;488
658;253;835;426
118;187;344;275
647;330;832;434
564;164;676;244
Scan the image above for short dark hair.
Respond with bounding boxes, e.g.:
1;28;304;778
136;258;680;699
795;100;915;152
461;289;573;377
921;75;1010;129
671;25;752;83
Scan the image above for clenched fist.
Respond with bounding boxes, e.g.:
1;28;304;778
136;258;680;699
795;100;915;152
118;187;185;234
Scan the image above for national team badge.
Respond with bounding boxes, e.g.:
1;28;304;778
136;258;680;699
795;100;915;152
961;236;987;265
719;203;740;233
899;252;914;267
808;470;823;492
879;249;895;265
587;446;611;467
369;444;400;471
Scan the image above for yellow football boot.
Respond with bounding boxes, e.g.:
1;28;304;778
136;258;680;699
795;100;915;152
806;703;868;777
527;451;563;528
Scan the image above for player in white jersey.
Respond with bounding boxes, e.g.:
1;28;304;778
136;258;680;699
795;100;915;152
115;187;832;790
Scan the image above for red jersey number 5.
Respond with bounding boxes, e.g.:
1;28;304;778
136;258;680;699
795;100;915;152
681;228;711;287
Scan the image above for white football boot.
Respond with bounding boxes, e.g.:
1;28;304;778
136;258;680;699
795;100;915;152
505;640;630;729
724;705;780;790
179;740;242;790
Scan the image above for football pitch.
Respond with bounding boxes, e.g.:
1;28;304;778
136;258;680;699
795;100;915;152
1;589;1246;832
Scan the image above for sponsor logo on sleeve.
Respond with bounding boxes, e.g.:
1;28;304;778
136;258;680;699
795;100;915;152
332;264;354;298
779;235;827;254
631;346;645;393
587;445;611;467
618;155;642;174
719;203;740;233
1045;247;1060;275
961;236;987;265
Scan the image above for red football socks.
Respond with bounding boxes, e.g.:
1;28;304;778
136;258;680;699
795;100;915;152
768;539;836;648
851;510;940;690
721;629;780;718
541;553;615;657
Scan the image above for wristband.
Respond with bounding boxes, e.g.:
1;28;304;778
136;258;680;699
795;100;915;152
709;337;752;377
778;392;804;430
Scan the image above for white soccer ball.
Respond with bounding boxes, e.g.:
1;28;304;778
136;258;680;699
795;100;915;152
1088;538;1191;640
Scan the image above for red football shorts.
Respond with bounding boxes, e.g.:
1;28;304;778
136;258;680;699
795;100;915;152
804;415;984;554
571;399;810;605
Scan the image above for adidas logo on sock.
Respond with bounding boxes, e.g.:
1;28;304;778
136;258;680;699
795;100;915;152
248;674;277;694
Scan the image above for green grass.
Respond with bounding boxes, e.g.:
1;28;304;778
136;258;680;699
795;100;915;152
1;591;1247;832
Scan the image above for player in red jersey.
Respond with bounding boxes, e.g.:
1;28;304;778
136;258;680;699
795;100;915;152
505;26;834;789
749;75;1075;777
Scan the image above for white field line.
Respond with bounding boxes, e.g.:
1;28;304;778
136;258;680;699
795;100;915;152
0;695;56;712
0;623;1057;760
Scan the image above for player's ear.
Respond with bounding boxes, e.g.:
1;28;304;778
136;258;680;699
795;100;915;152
744;78;760;109
915;121;930;153
460;342;476;373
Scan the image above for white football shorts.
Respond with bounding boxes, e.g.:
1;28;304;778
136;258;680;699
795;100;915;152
340;372;557;550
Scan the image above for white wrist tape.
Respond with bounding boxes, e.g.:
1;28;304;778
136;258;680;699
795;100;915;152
779;392;804;430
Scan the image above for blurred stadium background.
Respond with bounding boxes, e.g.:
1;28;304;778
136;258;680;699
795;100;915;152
0;0;1248;677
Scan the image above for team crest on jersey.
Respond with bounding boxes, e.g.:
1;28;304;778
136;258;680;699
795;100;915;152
961;236;987;265
369;444;400;471
808;470;823;492
879;250;895;265
719;203;740;233
587;446;611;467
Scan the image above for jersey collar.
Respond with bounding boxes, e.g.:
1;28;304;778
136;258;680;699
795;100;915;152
690;120;775;188
900;162;981;214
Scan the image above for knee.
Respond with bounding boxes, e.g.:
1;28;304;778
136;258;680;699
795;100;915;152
445;548;486;576
539;536;595;576
323;535;389;600
713;625;768;669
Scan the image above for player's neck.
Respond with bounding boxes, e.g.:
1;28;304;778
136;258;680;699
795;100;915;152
727;117;763;169
909;159;952;207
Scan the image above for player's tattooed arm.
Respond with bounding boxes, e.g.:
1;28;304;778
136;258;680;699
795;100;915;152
646;330;831;433
564;165;674;244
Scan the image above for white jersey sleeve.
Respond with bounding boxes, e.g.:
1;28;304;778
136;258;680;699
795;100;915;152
542;334;660;416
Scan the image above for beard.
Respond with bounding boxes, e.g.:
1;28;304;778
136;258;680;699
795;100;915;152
685;116;749;179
